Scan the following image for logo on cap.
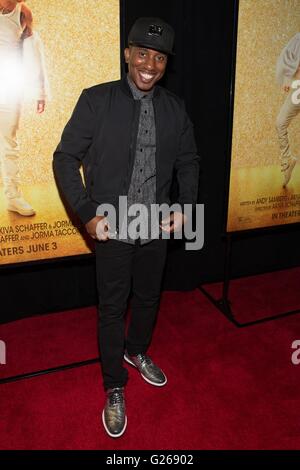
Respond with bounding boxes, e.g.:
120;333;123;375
148;24;163;37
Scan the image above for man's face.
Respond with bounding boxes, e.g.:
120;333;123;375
124;46;168;91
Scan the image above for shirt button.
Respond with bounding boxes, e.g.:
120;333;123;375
145;130;148;134
140;169;143;172
140;148;143;152
138;189;141;193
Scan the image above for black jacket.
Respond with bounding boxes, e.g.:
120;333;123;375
53;76;199;225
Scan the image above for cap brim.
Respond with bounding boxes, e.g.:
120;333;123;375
128;41;175;56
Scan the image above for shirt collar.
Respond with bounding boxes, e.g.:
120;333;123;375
127;74;154;100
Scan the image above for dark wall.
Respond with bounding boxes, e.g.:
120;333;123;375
1;0;300;323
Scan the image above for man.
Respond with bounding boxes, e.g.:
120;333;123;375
276;32;300;187
53;17;199;438
0;0;47;216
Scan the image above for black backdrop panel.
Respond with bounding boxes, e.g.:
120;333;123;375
1;0;300;323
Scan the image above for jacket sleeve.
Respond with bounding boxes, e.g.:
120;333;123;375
276;33;300;86
174;106;200;209
53;90;97;224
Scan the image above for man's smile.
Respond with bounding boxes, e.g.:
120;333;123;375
138;71;157;83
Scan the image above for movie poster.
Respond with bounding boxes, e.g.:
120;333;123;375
227;0;300;232
0;0;120;264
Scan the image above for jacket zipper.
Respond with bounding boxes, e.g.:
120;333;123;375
153;97;159;205
123;99;141;195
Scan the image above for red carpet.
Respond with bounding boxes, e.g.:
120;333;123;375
202;266;300;324
1;269;300;449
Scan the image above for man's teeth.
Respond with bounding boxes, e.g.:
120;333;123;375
140;73;154;80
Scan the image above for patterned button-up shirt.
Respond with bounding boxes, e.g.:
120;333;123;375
117;75;157;245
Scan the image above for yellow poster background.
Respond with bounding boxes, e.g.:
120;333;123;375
227;0;300;232
0;0;120;264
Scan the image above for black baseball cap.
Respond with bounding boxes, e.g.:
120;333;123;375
128;17;175;55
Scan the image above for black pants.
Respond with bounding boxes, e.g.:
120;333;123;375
95;239;168;390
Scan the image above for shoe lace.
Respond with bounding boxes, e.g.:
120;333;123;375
108;388;124;406
136;353;152;366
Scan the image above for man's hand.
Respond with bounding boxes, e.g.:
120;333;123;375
160;212;188;233
37;100;46;114
85;215;110;241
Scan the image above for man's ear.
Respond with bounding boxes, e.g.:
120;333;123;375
124;48;130;64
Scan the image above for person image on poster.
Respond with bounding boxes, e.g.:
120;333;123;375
0;0;48;216
276;32;300;187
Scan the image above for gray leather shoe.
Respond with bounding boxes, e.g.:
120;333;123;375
124;352;167;386
102;387;127;438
